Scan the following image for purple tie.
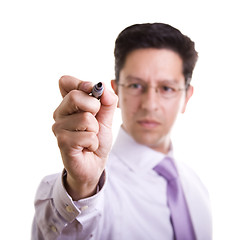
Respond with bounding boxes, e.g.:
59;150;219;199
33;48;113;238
153;157;196;240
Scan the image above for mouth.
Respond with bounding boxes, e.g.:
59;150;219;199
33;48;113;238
137;119;161;129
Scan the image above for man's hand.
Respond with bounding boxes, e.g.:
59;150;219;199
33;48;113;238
52;75;118;200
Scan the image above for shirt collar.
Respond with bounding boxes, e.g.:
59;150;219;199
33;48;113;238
111;127;175;173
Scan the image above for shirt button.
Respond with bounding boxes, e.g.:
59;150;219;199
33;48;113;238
66;205;74;213
80;205;88;211
51;225;57;233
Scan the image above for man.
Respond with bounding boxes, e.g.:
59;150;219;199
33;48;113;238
32;23;212;240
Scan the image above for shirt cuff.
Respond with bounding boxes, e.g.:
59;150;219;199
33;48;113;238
52;169;106;223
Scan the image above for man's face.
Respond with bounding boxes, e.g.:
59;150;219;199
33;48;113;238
111;48;193;153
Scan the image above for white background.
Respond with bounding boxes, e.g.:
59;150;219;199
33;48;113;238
0;0;239;239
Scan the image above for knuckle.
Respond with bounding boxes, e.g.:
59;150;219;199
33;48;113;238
59;75;69;84
88;133;99;151
52;123;57;135
88;132;97;141
68;90;79;104
56;133;68;149
52;121;61;135
82;111;92;122
82;112;99;133
95;100;101;113
53;109;58;120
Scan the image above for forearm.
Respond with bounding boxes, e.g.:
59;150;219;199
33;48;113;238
32;171;106;240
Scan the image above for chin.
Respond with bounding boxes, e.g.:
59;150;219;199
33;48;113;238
133;132;170;153
134;133;159;146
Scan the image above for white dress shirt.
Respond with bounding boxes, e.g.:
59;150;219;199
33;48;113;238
32;127;211;240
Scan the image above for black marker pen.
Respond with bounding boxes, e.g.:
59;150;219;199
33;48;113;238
92;82;104;99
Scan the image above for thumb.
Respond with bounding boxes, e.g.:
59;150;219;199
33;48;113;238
96;83;118;128
94;85;118;159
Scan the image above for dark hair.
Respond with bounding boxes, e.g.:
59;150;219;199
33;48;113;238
114;23;198;86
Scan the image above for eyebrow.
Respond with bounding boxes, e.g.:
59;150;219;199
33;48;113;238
125;75;179;85
125;76;143;82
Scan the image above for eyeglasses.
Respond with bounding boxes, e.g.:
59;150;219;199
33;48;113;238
118;82;187;99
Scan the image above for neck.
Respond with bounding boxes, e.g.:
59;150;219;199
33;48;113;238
149;137;171;154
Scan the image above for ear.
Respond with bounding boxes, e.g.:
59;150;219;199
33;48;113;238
111;79;120;108
181;85;194;113
111;79;118;94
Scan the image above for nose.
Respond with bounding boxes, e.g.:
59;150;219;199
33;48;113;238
141;86;159;111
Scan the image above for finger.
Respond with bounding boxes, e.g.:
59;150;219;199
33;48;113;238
77;81;95;94
53;112;99;134
59;75;82;98
59;75;95;97
53;89;101;119
56;130;99;153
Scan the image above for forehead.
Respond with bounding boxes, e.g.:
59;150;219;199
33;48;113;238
120;48;184;83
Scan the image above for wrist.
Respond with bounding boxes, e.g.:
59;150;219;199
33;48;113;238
63;171;99;201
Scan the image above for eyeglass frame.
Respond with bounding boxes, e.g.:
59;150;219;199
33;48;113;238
117;79;190;99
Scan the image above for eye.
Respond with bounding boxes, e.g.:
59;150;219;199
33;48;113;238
162;86;175;92
128;83;143;89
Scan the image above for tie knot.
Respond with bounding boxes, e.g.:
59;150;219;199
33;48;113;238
153;157;178;181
